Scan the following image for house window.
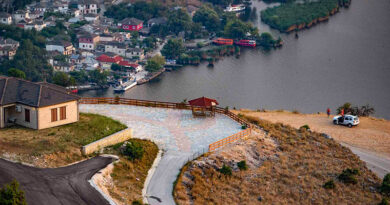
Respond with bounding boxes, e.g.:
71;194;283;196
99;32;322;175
51;108;58;122
25;109;30;122
60;106;66;120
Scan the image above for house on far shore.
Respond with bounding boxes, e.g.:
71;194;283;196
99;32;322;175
0;76;80;130
118;17;143;31
0;12;12;25
46;40;74;55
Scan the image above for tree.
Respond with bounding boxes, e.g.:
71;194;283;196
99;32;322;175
142;37;157;49
69;70;88;84
145;55;165;73
123;142;144;161
161;39;185;60
258;32;276;48
224;19;252;39
111;63;122;71
193;5;220;32
381;173;390;195
7;68;26;79
89;70;109;86
0;179;27;205
53;72;74;87
167;9;192;35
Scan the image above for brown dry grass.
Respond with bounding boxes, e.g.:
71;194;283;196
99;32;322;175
234;109;390;157
174;115;383;205
103;139;159;204
0;113;127;167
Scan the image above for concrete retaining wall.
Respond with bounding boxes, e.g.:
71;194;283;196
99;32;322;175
82;128;133;155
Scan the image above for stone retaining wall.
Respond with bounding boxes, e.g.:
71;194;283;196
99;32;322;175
82;128;133;155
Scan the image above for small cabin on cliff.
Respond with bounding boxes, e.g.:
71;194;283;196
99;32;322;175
0;76;80;130
188;97;219;117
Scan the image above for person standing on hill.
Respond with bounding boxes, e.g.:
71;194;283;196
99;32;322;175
327;108;331;118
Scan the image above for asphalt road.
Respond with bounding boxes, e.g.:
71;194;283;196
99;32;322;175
0;156;115;205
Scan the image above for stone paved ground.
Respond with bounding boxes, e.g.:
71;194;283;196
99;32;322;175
80;104;242;205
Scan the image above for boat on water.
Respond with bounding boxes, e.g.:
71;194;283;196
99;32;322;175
212;38;234;45
224;4;245;12
114;79;137;92
234;39;256;47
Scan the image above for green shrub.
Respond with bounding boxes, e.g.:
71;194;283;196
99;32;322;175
323;180;335;189
300;124;310;131
237;160;248;171
123;142;144;161
219;164;232;176
378;198;389;205
132;200;144;205
338;168;359;184
241;124;247;129
381;173;390;195
0;179;26;205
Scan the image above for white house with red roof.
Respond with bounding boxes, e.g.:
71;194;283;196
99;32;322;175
118;61;142;72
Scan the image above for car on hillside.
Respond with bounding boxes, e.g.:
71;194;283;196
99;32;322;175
333;115;359;128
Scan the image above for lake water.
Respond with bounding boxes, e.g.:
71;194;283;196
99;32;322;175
80;0;390;119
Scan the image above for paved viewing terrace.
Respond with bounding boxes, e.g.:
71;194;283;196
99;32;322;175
80;104;242;205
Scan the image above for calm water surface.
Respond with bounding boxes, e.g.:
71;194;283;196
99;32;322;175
81;0;390;119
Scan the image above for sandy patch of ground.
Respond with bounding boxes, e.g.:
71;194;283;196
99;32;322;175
234;110;390;158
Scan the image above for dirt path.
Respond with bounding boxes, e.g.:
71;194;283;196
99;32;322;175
0;156;115;205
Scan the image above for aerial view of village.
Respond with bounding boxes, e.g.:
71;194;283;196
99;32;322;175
0;0;389;204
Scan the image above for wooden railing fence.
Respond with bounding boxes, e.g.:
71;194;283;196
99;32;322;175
80;97;254;152
208;128;252;152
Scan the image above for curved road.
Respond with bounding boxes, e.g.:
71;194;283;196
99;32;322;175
0;156;115;205
341;143;390;179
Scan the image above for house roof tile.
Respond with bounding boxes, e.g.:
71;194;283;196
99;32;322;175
0;76;79;107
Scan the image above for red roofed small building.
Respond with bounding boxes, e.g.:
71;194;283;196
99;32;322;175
96;54;123;69
118;18;143;31
188;97;219;117
118;61;142;72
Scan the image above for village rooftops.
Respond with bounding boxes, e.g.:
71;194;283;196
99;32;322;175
0;76;80;107
0;12;11;18
126;47;143;52
47;40;73;47
120;17;143;26
78;0;98;5
0;38;19;47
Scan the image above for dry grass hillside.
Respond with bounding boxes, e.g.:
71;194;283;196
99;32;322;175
174;115;384;204
233;109;390;157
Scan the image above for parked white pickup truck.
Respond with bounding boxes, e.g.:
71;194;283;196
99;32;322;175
333;115;360;128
